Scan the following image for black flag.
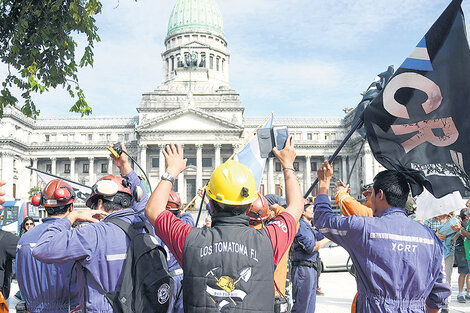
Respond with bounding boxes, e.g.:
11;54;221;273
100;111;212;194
363;0;470;198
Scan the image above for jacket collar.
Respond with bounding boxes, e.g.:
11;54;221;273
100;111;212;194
379;207;407;217
212;212;250;226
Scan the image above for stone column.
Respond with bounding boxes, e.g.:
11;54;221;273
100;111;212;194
363;144;374;184
32;158;38;186
196;144;203;190
178;172;185;201
70;157;75;181
89;157;95;185
159;145;166;177
305;155;311;192
108;157;113;175
140;144;147;175
214;143;221;168
267;158;274;194
51;157;57;175
341;156;347;181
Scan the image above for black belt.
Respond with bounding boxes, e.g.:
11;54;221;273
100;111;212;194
292;260;317;269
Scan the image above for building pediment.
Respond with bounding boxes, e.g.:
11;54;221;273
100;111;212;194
136;107;242;133
181;41;210;49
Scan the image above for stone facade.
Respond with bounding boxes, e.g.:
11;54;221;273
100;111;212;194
0;0;382;208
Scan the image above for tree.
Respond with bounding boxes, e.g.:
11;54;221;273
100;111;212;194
28;185;42;199
0;0;102;118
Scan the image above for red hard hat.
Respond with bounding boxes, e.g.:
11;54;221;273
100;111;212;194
32;179;76;208
166;190;182;211
246;193;269;226
86;175;133;208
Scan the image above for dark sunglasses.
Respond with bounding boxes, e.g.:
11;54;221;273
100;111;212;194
25;222;35;226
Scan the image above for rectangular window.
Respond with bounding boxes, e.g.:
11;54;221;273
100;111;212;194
216;58;219;71
209;55;214;69
125;134;129;141
45;135;50;142
202;158;212;167
83;163;89;174
106;134;111;141
307;133;313;140
187;158;197;166
275;184;282;197
46;164;52;173
311;162;317;171
152;157;159;168
64;163;70;174
293;162;300;171
275;162;282;172
101;163;108;173
88;134;93;141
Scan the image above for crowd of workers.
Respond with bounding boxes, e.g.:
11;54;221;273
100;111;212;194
0;136;464;313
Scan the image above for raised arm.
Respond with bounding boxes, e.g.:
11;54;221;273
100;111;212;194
272;136;304;223
313;161;365;248
145;144;187;224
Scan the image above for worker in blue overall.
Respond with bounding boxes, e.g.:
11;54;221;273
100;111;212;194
17;179;80;312
313;161;451;313
291;198;329;313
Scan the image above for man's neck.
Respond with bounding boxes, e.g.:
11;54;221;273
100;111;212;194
302;216;312;223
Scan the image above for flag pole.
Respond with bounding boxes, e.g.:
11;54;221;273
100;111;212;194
227;112;274;161
303;119;363;198
182;112;274;212
346;138;366;185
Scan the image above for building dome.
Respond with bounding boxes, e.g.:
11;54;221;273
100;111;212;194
167;0;225;39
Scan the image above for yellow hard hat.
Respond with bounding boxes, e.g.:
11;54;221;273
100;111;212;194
206;160;258;205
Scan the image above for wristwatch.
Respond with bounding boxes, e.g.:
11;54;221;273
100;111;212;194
161;172;175;184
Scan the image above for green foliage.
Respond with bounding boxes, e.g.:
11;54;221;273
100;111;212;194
28;185;41;199
0;0;103;118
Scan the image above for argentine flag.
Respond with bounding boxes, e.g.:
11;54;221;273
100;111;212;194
234;114;274;190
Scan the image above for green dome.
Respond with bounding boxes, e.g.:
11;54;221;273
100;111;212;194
167;0;225;39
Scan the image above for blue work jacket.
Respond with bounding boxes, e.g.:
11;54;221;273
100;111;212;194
32;170;149;313
17;217;79;312
292;219;323;263
313;194;451;312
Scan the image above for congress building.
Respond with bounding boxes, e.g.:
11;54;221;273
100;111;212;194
0;0;382;209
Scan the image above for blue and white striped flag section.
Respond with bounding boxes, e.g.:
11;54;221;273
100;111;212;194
234;113;274;190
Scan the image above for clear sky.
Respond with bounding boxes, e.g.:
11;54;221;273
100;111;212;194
7;0;470;118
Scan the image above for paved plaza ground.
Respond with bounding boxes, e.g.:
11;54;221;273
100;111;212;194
7;267;470;312
317;267;470;313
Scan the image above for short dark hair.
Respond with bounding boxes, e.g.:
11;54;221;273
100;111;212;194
46;203;72;216
210;199;250;216
460;208;470;220
373;170;410;208
89;192;132;212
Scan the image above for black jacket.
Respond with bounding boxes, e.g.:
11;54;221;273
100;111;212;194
0;230;18;299
182;213;275;313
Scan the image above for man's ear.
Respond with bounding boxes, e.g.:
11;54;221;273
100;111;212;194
97;199;105;211
68;205;74;214
378;189;385;201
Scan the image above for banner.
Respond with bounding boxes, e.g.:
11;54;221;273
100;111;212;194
28;167;92;202
363;0;470;198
